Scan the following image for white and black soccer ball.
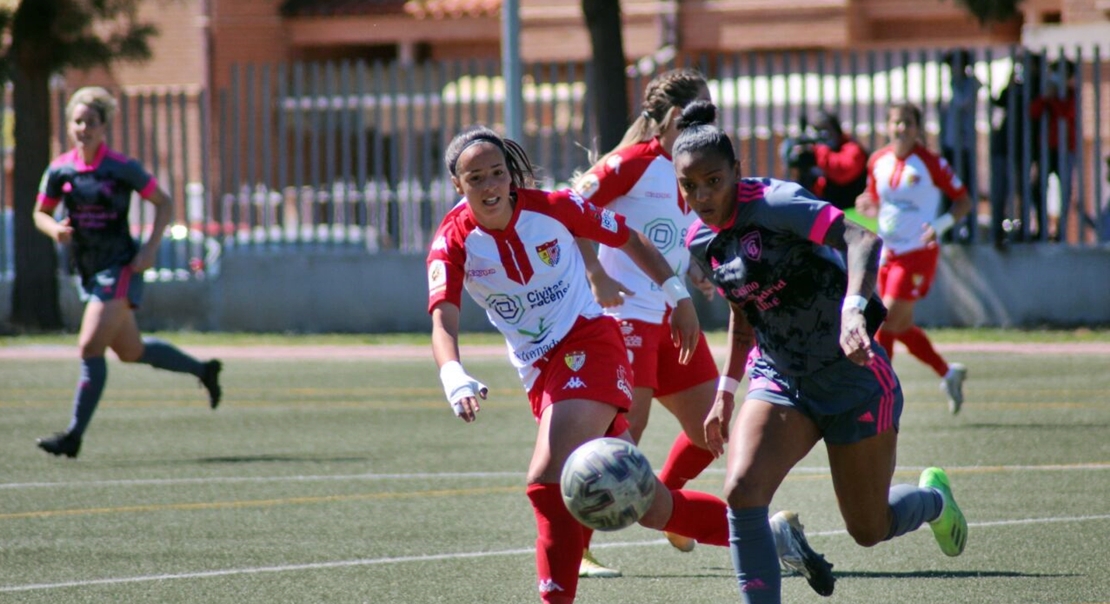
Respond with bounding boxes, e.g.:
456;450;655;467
560;437;657;531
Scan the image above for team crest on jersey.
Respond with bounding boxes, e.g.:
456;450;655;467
428;260;446;294
536;240;561;267
907;173;921;186
575;173;600;200
564;351;586;372
740;231;762;260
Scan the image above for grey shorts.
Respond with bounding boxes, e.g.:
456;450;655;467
77;265;144;309
746;344;903;445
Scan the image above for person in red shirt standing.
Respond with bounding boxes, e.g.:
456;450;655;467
1029;60;1078;243
807;111;869;211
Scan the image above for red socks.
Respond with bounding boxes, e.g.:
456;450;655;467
526;483;581;603
896;326;949;377
662;489;730;546
876;328;897;360
658;431;716;490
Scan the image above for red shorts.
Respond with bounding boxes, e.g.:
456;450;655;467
618;318;718;397
527;316;632;437
879;245;939;302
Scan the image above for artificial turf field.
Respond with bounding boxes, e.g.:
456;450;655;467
2;332;1109;603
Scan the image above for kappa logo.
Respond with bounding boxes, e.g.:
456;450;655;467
564;351;586;372
538;579;564;594
536;239;561;267
431;236;447;251
564;376;586;389
605;154;622;174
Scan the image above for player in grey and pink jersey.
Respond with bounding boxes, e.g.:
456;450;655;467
677;101;968;604
32;87;222;459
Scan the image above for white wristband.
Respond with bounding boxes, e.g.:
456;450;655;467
717;375;740;395
439;360;488;416
929;213;956;235
842;294;868;312
662;275;691;306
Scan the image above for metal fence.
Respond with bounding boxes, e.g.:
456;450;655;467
2;45;1108;282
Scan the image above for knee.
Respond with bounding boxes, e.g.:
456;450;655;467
116;347;144;363
723;474;774;509
845;519;889;548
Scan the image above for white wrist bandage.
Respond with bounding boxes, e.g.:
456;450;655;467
929;213;956;236
717;375;740;395
439;360;488;416
662;275;691;306
842;294;868;312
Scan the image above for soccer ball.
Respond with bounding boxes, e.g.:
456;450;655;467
560;437;657;531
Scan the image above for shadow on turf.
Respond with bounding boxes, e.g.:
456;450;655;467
100;454;371;467
689;567;1072;580
961;423;1109;430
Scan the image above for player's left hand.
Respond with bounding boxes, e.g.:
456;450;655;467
839;308;874;366
920;222;939;244
130;245;158;273
588;271;633;308
669;298;700;365
686;263;716;301
704;392;734;457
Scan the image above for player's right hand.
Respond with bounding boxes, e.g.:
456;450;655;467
588;271;633;308
704;392;734;457
439;361;488;423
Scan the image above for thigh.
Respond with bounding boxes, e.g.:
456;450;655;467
77;298;133;358
826;428;898;532
657;378;717;449
527;398;617;485
724;399;821;507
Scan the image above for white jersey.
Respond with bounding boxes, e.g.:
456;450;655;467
866;144;967;256
575;138;694;324
427;187;631;390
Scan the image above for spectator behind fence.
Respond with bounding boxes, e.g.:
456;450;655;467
32;86;223;459
988;54;1042;247
856;102;971;415
1029;59;1078;243
799;110;869;211
940;48;981;241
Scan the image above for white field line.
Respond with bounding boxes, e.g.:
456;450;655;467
4;513;1110;594
3;462;1110;490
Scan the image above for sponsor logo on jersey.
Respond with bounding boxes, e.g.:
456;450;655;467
517;316;554;345
644;217;678;254
535;239;561;267
620;322;634;336
467;268;497;278
599;208;619;233
740;231;762;260
564;376;586;389
623;335;643;349
616;365;633;401
428;260;446;294
576;173;600;200
564;351;586;372
526;280;570;309
486;293;525;324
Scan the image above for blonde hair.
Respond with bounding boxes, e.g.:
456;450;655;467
66;87;118;125
574;68;707;189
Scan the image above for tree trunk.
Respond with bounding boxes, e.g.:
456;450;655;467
581;0;629;154
10;0;63;331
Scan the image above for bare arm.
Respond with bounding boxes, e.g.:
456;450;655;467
33;199;72;244
617;229;699;364
131;187;173;272
575;237;631;308
431;302;486;423
824;217;882;365
704;301;756;456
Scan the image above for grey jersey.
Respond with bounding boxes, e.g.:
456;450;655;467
685;178;885;376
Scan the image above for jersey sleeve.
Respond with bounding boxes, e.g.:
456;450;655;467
36;166;64;212
574;151;652;208
426;217;468;313
120;158;158;199
759;180;844;244
548;189;631;248
921;152;968;200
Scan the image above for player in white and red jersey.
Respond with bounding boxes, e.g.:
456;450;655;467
679;101;968;604
856;102;973;414
571;69;831;591
427;126;732;604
